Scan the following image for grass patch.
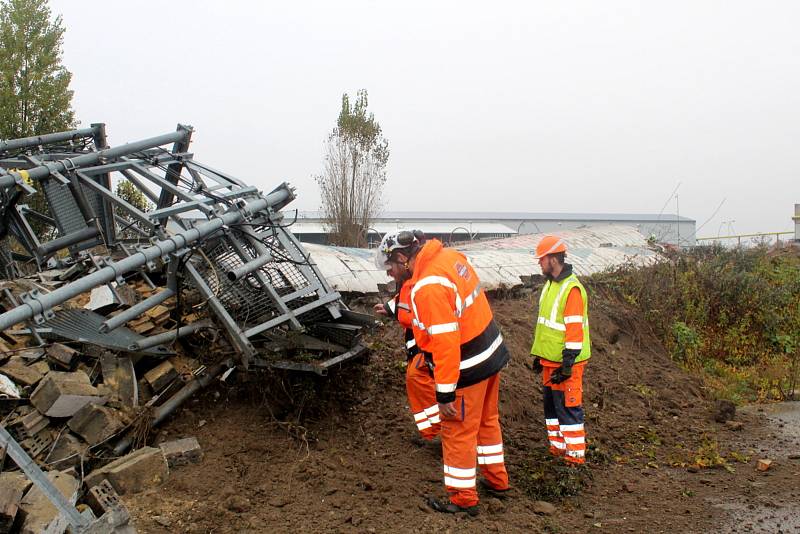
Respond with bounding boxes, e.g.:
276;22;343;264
515;448;591;501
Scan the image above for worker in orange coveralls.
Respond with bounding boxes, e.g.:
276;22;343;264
530;236;591;465
374;231;441;442
376;231;510;515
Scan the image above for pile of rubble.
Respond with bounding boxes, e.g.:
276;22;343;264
0;244;226;533
0;123;373;532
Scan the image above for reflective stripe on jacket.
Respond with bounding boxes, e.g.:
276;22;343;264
409;240;510;403
386;281;420;359
530;267;591;362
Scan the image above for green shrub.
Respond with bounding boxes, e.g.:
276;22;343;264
595;245;800;401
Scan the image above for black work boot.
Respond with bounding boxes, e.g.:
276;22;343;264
426;496;479;516
478;478;511;500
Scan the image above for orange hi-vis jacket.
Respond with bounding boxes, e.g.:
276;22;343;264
409;240;510;404
383;281;420;359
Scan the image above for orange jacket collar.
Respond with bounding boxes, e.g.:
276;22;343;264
411;239;444;282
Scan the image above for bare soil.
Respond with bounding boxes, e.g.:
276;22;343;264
125;286;800;533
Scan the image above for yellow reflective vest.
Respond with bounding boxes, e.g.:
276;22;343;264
530;272;591;363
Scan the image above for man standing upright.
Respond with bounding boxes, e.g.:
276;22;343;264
530;235;591;465
376;231;510;515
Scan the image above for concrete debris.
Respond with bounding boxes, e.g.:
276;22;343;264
19;410;50;436
0;472;31;532
143;361;178;394
0;373;20;398
533;500;556;515
85;447;169;495
30;371;105;418
29;360;51;377
15;348;46;362
81;505;136;534
46;343;79;369
85;480;125;518
724;420;744;431
159;437;202;468
0;358;45;387
99;353;138;408
18;470;79;534
67;403;127;446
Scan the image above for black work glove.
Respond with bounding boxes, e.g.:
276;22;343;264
549;349;580;385
549;366;571;384
531;358;543;374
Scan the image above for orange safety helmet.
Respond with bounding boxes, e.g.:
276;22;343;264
534;235;567;259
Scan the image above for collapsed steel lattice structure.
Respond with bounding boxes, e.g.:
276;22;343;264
0;123;368;370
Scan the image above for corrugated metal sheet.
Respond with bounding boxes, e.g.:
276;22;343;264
305;225;659;294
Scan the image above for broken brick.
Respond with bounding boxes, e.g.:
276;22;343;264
159;437;203;468
68;403;127;446
46;343;78;369
30;371;105;418
85;446;169;495
144;361;178;393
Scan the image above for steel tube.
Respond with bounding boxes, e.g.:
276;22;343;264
128;320;211;351
226;252;272;281
0;426;90;529
100;288;175;333
35;226;99;257
0;126;100;153
5;128;190;184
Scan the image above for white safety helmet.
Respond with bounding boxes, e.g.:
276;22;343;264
374;230;423;269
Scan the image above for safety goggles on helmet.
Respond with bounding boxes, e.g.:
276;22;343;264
374;230;423;269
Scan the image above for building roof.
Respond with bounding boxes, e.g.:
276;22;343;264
294;210;695;223
304;224;660;293
288;221;517;235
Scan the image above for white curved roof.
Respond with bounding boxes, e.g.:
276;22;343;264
306;225;659;293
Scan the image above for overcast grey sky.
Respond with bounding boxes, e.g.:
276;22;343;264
50;0;798;236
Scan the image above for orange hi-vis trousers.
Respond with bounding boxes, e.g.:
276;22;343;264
441;373;509;507
407;353;440;439
542;360;587;464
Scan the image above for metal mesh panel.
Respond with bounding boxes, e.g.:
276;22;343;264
194;241;281;325
192;236;328;328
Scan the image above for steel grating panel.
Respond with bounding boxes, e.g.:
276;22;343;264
41;177;101;252
42;178;86;235
40;308;171;356
195;241;282;325
192;236;330;330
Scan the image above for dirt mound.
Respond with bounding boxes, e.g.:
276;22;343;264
125;286;748;533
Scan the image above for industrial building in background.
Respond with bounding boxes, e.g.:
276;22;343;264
292;210;697;247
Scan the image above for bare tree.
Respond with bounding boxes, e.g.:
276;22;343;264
315;89;389;247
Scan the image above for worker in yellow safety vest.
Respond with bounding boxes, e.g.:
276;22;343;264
529;235;591;465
